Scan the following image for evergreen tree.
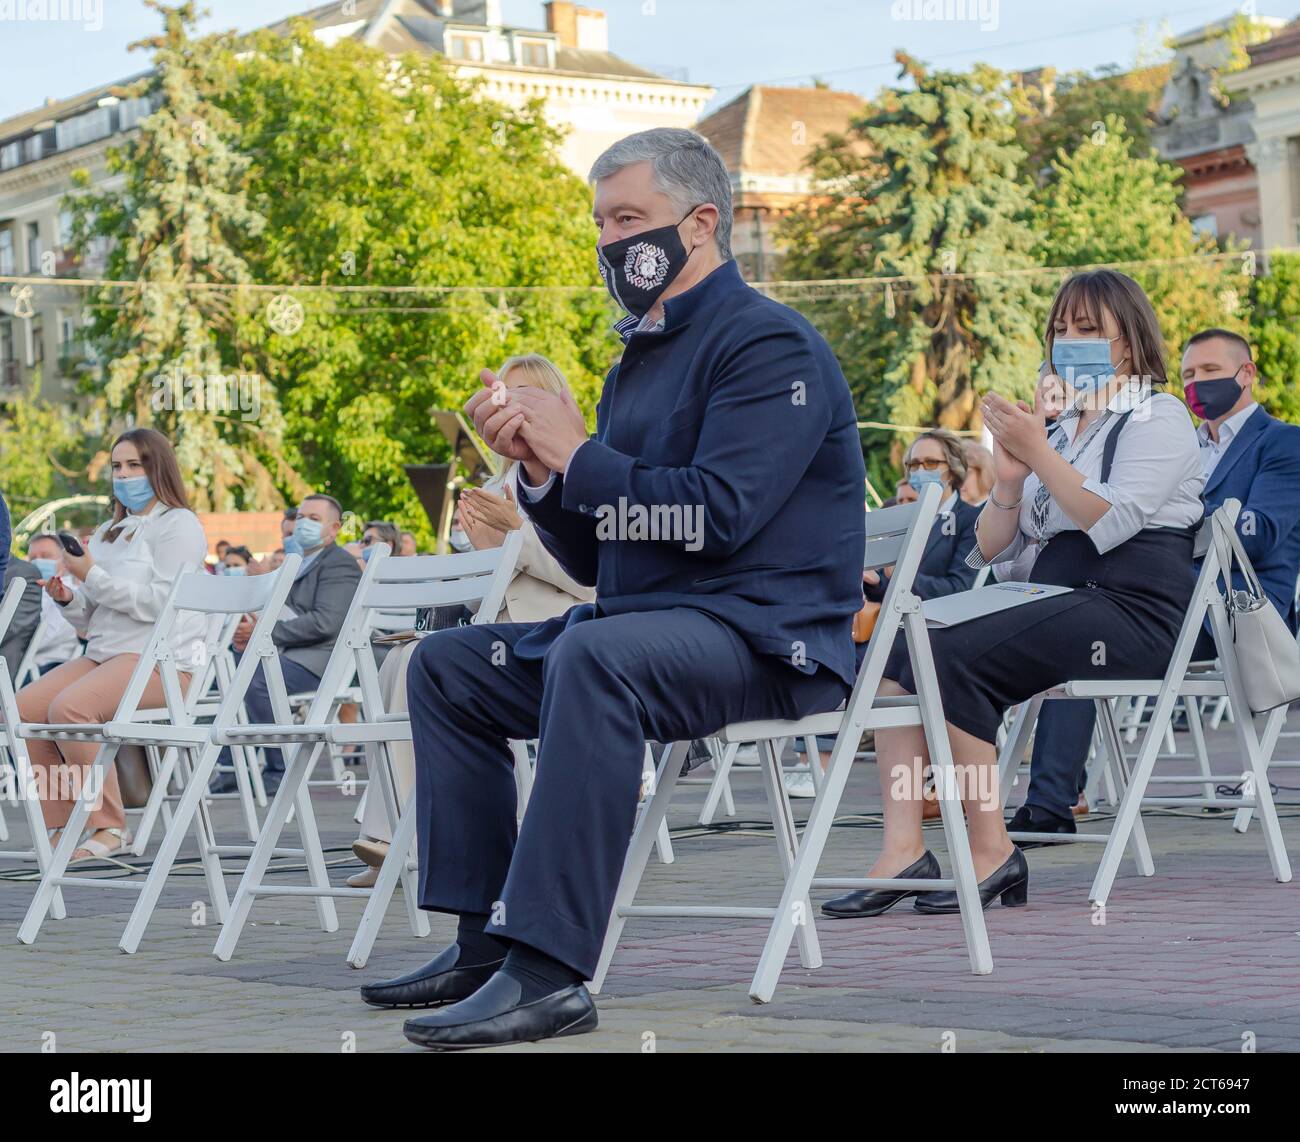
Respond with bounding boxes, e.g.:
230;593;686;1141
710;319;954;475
67;1;304;511
780;54;1043;484
1033;112;1250;388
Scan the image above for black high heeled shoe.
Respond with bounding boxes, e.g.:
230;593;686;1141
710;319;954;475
821;851;942;917
913;847;1028;913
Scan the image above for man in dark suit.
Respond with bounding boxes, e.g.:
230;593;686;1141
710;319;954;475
213;493;363;795
0;555;42;683
1013;328;1300;838
363;128;866;1049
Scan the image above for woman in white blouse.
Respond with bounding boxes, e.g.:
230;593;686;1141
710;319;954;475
824;270;1206;918
18;428;208;863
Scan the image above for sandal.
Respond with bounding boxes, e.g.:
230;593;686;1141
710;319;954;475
69;827;131;865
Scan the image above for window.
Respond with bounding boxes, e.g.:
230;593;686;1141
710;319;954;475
517;39;551;68
0;319;13;362
448;34;485;61
22;134;44;163
25;222;42;273
118;96;155;131
55;106;113;151
0;229;12;275
1191;213;1219;239
0;139;20;170
27;313;43;368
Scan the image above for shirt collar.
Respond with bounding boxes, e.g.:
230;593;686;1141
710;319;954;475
612;259;745;344
1057;378;1151;429
1197;400;1258;448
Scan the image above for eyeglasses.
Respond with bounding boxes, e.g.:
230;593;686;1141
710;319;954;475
904;458;948;473
360;536;379;546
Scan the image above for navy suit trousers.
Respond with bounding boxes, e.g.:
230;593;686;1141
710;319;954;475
405;607;849;978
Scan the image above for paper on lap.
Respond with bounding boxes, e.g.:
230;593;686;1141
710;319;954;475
922;582;1072;629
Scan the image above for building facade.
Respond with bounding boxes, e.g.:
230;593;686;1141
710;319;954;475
0;0;713;403
695;85;867;280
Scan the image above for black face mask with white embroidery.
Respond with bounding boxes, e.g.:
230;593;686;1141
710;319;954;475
596;206;701;319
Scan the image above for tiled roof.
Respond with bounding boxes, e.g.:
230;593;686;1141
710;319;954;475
696;85;868;178
1247;17;1300;67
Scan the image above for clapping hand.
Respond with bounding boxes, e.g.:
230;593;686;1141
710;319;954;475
465;370;537;464
511;387;589;473
982;390;1048;481
457;496;506;550
460;484;523;534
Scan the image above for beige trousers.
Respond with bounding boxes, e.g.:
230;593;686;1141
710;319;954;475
16;655;190;831
359;639;419;844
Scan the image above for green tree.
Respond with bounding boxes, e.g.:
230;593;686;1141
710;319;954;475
1033;113;1250;388
0;377;97;520
66;1;301;511
218;22;617;542
780;54;1043;485
1250;252;1300;421
1016;64;1169;181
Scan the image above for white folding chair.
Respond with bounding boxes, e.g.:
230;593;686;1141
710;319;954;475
0;579;68;918
997;501;1292;905
212;533;524;966
16;555;305;951
592;482;994;1003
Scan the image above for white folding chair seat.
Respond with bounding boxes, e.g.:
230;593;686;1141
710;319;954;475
593;483;994;1003
996;501;1292;905
213;532;524;967
16;555;305;952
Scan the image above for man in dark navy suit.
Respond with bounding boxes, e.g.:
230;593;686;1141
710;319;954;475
1012;328;1300;839
363;129;866;1049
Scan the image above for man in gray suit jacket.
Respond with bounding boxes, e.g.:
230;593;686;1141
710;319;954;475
215;493;365;794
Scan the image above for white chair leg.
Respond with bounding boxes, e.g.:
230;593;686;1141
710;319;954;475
758;738;820;971
698;740;738;825
347;788;422;969
590;741;689;994
1095;699;1154;876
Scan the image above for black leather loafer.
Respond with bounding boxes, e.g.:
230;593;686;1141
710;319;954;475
1007;804;1076;850
821;850;942;917
403;972;598;1050
913;847;1028;913
360;945;504;1009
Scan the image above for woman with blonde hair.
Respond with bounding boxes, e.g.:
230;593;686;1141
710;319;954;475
348;355;595;887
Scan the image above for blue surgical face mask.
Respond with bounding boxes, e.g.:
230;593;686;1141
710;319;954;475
1051;337;1123;393
283;535;303;556
223;565;247;577
33;557;59;580
293;517;324;551
361;544;376;563
113;475;156;513
907;469;947;493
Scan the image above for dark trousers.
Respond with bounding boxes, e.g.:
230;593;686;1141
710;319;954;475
406;607;849;978
226;655;322;775
1025;627;1217;820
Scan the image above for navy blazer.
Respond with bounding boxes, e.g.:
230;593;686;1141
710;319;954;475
1201;405;1300;630
519;259;867;686
865;495;980;603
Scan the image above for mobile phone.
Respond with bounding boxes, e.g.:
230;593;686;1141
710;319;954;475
57;531;85;557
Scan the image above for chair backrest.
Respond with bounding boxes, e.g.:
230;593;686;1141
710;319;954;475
286;532;526;731
0;576;27;665
842;483;943;712
101;555;303;732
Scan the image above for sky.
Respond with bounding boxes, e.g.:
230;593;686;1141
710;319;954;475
0;0;1295;122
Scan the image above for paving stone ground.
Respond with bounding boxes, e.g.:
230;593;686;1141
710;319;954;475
1;721;1298;1053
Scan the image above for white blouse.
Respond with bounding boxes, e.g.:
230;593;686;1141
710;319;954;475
979;385;1206;579
58;503;210;672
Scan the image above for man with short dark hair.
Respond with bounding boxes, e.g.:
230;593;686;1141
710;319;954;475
1012;328;1300;838
365;128;865;1048
214;493;365;794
